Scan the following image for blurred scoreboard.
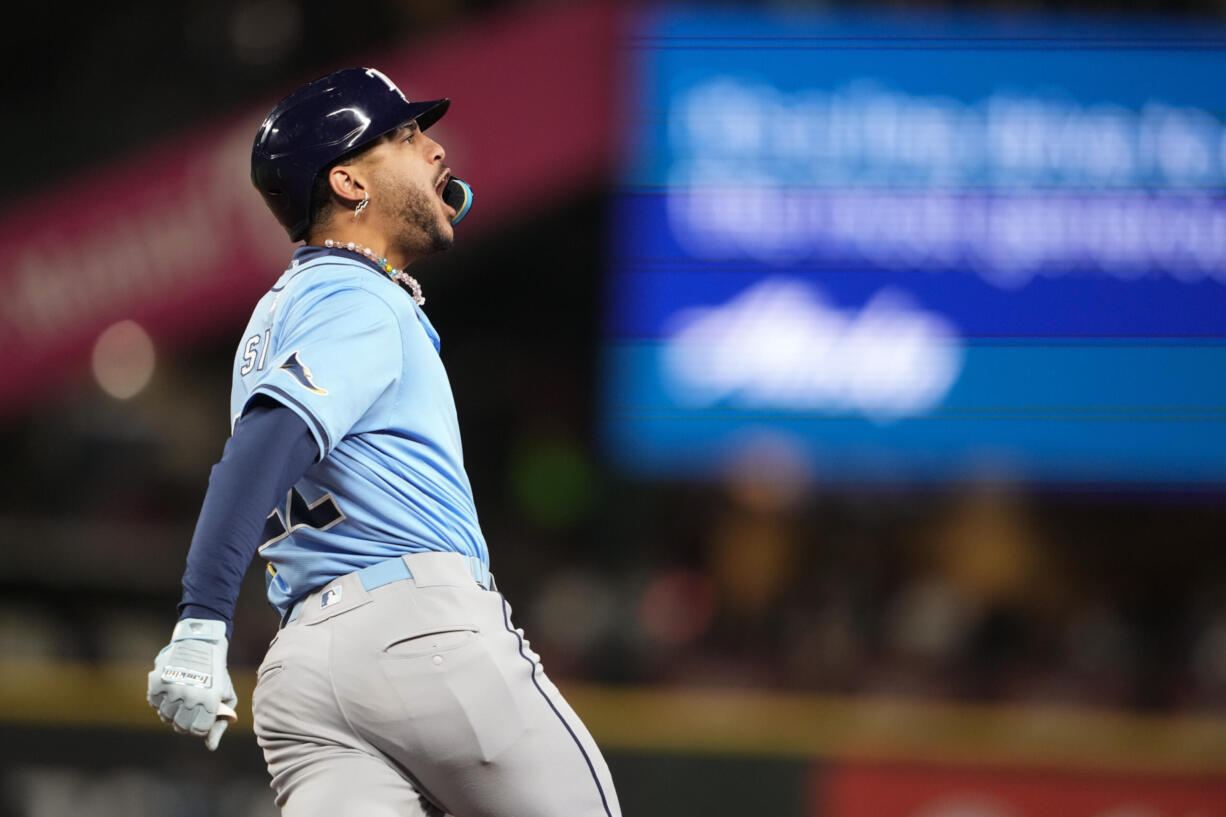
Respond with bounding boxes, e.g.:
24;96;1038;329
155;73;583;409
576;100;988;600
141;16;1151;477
602;7;1226;484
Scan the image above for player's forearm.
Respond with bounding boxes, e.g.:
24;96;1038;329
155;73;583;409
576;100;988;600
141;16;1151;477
178;399;319;638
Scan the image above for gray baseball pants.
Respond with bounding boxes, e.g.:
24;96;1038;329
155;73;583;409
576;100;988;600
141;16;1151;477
252;551;621;817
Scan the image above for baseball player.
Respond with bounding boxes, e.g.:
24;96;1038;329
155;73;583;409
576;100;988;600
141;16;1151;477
145;67;621;817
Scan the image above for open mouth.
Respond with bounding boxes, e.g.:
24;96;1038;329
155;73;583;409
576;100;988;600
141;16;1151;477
436;171;453;215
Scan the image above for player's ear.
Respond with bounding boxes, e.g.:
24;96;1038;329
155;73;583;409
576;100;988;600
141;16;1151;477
326;165;367;209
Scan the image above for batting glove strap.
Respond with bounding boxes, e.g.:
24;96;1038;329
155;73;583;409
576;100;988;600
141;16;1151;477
148;618;237;751
170;617;227;644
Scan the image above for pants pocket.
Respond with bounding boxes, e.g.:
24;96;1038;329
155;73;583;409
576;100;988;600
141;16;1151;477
383;627;479;658
374;631;528;764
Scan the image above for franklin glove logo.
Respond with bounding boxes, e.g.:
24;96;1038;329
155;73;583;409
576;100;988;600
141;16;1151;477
161;666;213;687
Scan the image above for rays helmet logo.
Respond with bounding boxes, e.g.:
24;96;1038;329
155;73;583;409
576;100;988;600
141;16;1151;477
279;351;328;394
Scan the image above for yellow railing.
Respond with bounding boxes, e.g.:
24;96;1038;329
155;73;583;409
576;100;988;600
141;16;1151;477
5;659;1224;774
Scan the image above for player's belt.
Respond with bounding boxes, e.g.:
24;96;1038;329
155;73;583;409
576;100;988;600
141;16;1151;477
282;553;494;627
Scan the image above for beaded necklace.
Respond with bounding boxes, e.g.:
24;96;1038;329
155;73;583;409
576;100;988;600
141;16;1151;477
323;239;425;306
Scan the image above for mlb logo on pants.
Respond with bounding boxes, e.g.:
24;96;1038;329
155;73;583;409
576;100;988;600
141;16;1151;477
321;586;342;608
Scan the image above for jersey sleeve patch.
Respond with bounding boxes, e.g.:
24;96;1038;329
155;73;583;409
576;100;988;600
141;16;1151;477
279;351;329;395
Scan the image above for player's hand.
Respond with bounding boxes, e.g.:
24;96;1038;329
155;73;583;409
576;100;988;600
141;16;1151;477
146;618;238;751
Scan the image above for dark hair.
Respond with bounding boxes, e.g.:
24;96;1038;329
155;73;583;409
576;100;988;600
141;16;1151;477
306;168;338;235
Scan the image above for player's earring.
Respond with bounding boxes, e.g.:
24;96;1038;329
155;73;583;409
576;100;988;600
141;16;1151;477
354;191;370;218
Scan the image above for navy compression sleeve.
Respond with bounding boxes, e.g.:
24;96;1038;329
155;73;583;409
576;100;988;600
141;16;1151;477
177;399;320;638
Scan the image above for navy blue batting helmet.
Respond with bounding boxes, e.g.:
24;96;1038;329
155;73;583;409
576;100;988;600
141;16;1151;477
251;67;450;242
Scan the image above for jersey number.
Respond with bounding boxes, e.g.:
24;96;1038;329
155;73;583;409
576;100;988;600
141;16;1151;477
241;329;272;376
260;488;345;550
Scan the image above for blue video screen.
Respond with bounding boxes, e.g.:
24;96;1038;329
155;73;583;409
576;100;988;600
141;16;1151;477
602;8;1226;483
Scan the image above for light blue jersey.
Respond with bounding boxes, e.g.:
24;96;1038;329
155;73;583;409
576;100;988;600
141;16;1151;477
230;247;488;615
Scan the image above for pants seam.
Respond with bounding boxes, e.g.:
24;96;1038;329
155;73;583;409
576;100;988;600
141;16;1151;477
499;593;614;817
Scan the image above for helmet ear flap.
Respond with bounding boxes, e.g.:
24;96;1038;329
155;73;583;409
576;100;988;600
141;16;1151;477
250;67;449;241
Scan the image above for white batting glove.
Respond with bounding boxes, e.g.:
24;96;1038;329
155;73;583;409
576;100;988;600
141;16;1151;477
147;618;238;751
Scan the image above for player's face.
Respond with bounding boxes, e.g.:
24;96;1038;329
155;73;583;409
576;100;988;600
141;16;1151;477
368;121;454;257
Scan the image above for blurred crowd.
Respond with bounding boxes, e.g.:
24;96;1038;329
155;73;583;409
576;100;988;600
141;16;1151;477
517;473;1226;714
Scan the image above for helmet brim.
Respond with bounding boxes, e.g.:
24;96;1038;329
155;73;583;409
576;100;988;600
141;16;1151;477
411;98;450;133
